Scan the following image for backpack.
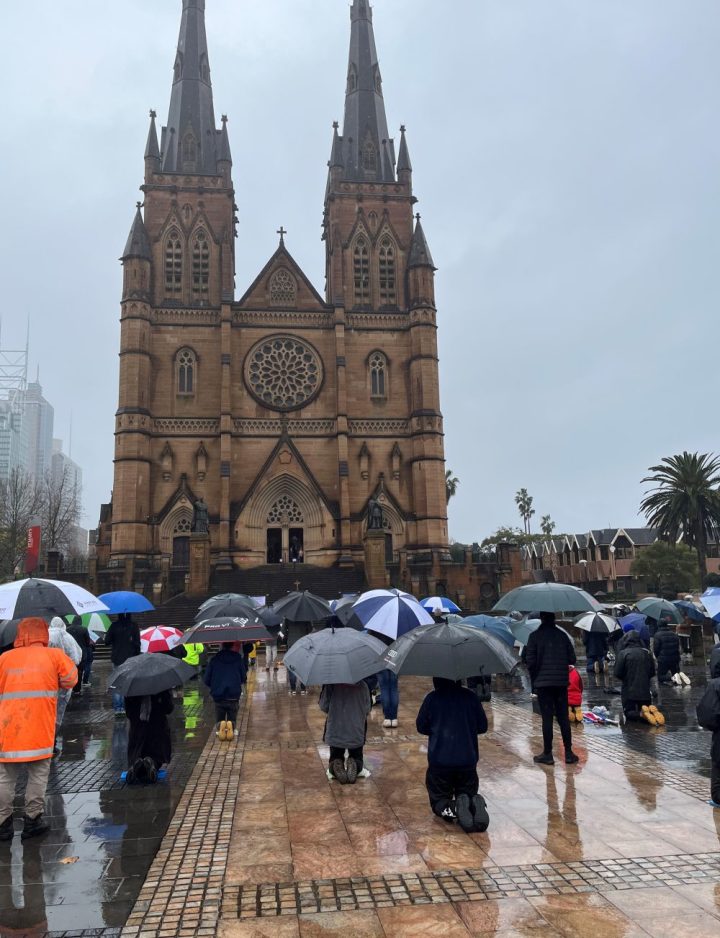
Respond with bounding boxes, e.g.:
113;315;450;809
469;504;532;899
696;678;720;732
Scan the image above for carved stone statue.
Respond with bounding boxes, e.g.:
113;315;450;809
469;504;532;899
192;498;210;535
367;496;384;531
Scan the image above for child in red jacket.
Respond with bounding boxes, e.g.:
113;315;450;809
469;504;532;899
568;665;584;723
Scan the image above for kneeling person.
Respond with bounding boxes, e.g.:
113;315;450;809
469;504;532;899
416;677;489;833
320;681;372;784
204;643;247;741
614;630;664;725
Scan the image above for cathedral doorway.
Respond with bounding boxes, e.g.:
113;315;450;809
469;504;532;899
267;529;282;564
173;536;190;568
289;528;304;563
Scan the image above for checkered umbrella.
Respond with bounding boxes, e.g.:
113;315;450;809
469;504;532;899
140;626;184;654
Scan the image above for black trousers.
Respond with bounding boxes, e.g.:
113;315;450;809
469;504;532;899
329;746;363;771
425;765;479;817
536;687;573;754
215;699;240;725
621;695;651;720
711;733;720;805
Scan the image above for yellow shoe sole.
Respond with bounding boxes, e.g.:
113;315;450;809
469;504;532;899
649;706;665;726
641;706;658;726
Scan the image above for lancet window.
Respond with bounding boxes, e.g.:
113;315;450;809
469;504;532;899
164;230;183;294
177;348;196;395
192;229;210;297
379;237;397;305
353;237;370;305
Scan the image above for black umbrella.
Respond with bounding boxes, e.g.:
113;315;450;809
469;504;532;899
108;654;196;697
256;606;282;637
0;620;19;647
384;621;519;681
198;593;260;613
194;597;258;623
183;616;272;645
272;591;332;623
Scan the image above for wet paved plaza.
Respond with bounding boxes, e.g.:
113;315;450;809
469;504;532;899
2;650;720;937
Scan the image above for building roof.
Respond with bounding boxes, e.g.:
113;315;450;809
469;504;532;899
408;217;435;269
122;205;152;261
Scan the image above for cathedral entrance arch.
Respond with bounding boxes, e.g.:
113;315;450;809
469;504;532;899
238;474;326;565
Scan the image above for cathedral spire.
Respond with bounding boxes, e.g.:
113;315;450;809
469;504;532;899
122;203;151;262
161;0;220;175
340;0;395;183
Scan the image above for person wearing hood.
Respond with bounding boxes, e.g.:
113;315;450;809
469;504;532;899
696;646;720;807
614;630;664;725
48;618;82;736
416;677;490;833
618;620;650;651
125;688;175;785
0;618;77;842
653;621;687;686
524;612;579;766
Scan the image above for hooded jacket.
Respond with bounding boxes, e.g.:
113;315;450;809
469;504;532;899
0;618;77;762
568;667;583;707
653;623;680;670
416;678;488;769
613;631;656;702
105;615;141;667
525;623;577;688
203;648;246;701
49;617;83;667
319;682;372;749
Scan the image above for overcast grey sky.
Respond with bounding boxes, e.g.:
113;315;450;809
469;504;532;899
2;0;719;543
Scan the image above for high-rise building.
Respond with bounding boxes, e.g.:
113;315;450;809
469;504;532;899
24;381;55;481
0;343;28;485
52;439;83;504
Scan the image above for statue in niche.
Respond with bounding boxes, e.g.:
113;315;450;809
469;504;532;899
192;498;210;535
367;496;385;531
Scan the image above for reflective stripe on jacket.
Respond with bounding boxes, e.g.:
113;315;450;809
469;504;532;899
0;646;77;763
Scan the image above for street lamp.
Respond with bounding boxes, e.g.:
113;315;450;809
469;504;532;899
609;545;617;592
579;558;589;590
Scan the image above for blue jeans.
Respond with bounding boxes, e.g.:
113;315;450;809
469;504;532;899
112;692;125;712
288;671;305;693
378;669;399;720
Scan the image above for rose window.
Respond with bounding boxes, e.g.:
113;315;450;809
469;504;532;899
267;496;304;526
245;336;323;411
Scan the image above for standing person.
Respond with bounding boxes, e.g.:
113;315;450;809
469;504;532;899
284;621;311;695
416;677;490;833
125;690;174;784
696;645;720;807
105;614;142;714
83;632;97;687
48;618;83;748
524;612;579;766
320;681;372;784
614;630;663;724
66;617;91;696
204;642;247;739
377;668;400;727
567;664;584;723
181;641;205;674
264;637;279;672
653;620;686;685
0;619;77;841
583;630;609;675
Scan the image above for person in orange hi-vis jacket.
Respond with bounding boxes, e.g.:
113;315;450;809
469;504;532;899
0;618;77;843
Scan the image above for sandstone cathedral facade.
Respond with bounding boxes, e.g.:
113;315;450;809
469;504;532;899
109;0;449;585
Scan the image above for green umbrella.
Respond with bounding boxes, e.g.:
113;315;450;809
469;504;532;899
635;597;683;624
494;583;600;615
66;612;111;632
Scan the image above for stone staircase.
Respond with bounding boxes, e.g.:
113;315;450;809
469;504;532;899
211;563;366;605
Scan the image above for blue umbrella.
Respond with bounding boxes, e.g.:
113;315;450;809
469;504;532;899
673;600;706;623
353;588;434;641
462;615;516;648
421;596;461;615
99;591;155;615
619;612;646;631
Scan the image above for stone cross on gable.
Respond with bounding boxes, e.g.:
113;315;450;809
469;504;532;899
277;226;287;245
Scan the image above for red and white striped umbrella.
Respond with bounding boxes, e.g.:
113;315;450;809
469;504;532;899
140;626;184;654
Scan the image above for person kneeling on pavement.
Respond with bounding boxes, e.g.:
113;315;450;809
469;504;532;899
204;643;247;741
320;680;372;784
614;630;664;726
696;644;720;808
125;690;174;784
416;677;490;833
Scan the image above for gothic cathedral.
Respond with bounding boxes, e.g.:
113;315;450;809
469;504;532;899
111;0;448;583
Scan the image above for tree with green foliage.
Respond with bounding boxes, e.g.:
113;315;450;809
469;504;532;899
445;470;460;504
541;515;556;536
640;452;720;588
515;488;535;535
631;541;700;595
705;573;720;588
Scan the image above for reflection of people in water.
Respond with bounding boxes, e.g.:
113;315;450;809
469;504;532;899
0;846;48;937
544;770;582;860
623;764;662;813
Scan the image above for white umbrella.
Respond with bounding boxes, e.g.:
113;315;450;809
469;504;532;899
352;589;433;640
573;612;621;634
0;579;108;621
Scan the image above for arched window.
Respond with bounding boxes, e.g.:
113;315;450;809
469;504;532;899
369;352;387;399
192;229;210;297
269;268;297;306
182;132;197;171
379;236;397;305
362;138;377;173
347;65;358;94
164;230;183;294
353;237;370;305
199;53;210;82
177;348;196;395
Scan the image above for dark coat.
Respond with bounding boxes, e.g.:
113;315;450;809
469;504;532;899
126;691;174;769
653;625;680;672
583;631;609;659
67;623;91;665
416;678;488;769
105;618;142;667
524;624;576;689
285;622;312;649
619;623;650;650
320;682;372;749
203;649;246;701
614;633;656;701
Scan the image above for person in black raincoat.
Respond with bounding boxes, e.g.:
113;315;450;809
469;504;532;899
653;621;681;684
583;630;609;674
614;630;662;725
125;691;174;784
696;645;720;806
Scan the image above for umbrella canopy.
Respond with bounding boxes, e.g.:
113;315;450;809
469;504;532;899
198;593;260;613
573;612;621;634
421;596;462;615
0;619;19;647
635;597;683;624
109;654;196;697
619;612;647;631
384;621;518;680
352;589;434;641
283;628;386;686
700;588;720;621
99;591;154;615
194;597;258;623
141;626;184;654
494;583;601;615
183;616;271;645
272;591;332;623
461;614;517;648
0;578;109;621
66;612;112;633
673;600;706;623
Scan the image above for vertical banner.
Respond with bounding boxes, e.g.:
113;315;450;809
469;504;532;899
25;526;41;575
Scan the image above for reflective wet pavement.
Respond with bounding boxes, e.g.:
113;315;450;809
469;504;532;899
0;664;213;937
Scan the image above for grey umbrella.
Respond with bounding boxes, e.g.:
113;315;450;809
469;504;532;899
283;628;386;686
494;583;601;615
272;591;332;623
383;621;519;681
108;654;196;697
635;597;683;624
194;597;258;622
0;619;19;647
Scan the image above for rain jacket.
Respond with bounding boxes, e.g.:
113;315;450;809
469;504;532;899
653;624;680;674
525;623;576;689
416;678;488;769
203;648;246;701
614;631;656;702
105;616;141;667
0;618;77;763
182;643;204;667
696;648;720;733
49;617;83;666
583;631;609;660
320;682;371;750
567;667;583;707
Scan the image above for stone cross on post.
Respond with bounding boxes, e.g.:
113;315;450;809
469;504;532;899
294;580;302;591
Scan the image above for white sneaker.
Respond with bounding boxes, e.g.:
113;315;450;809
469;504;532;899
326;769;334;781
671;674;681;685
357;768;371;779
289;690;297;696
679;672;691;686
391;719;399;728
383;718;392;728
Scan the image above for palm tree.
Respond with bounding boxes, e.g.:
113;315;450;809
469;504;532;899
541;515;556;537
445;471;459;504
640;452;720;588
515;488;535;535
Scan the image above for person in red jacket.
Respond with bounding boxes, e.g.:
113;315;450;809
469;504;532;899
567;665;584;723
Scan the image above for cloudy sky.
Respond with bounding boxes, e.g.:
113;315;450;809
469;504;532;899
2;0;719;543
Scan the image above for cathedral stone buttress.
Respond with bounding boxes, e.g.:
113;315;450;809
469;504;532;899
111;0;449;582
